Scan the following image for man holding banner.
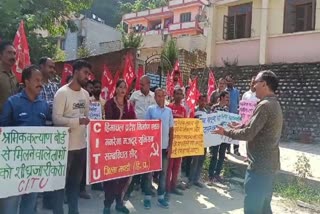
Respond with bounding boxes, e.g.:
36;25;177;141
188;94;209;188
144;88;174;209
52;60;91;214
166;87;186;196
0;65;50;214
213;70;283;214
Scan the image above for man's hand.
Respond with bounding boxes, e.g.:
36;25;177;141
228;121;242;129
211;126;225;136
79;117;90;125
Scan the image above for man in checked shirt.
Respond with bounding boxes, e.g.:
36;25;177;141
38;57;60;210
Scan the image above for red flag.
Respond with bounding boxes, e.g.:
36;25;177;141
172;61;183;87
101;65;115;100
61;64;73;86
207;70;216;102
109;71;120;99
123;53;135;89
166;71;174;97
13;20;31;82
135;65;144;90
186;77;199;117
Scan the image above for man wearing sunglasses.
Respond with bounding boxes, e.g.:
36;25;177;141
213;70;283;214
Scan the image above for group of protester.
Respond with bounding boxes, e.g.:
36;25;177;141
0;40;283;214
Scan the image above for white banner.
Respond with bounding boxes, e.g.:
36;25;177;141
195;111;242;147
0;127;69;198
89;102;102;120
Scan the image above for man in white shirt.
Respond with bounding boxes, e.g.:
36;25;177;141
242;76;259;101
52;60;91;214
126;75;156;198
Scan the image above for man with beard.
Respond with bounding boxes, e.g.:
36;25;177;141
0;65;50;214
52;60;91;214
213;70;283;214
0;41;18;113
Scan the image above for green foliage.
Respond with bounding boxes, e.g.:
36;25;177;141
53;48;66;62
119;0;168;14
295;154;312;179
122;32;143;49
0;0;93;62
274;179;320;205
162;39;178;67
77;44;92;58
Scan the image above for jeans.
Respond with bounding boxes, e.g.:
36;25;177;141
209;143;228;178
145;150;168;199
103;177;132;208
80;161;87;192
166;158;182;192
0;193;37;214
53;148;87;214
244;169;275;214
188;149;207;183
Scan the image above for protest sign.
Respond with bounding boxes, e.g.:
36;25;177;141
196;111;242;147
171;119;204;158
239;100;257;125
87;120;162;184
89;102;102;120
0;127;69;198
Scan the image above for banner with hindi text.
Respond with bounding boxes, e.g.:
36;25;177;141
196;111;242;147
87;120;162;184
0;127;69;198
171;119;204;158
239;100;257;125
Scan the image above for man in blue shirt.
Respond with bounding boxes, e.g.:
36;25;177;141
225;75;241;156
0;65;50;214
144;88;174;210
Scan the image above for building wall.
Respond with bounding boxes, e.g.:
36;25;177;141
192;62;320;143
83;19;121;55
212;0;320;65
171;6;201;23
63;18;121;60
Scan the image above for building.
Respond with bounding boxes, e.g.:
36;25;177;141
206;0;320;66
122;0;210;61
59;15;122;60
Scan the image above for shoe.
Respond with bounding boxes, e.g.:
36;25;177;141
226;150;231;154
186;181;193;189
143;199;151;209
157;198;169;209
79;191;91;199
171;188;183;196
194;181;204;188
115;205;130;214
103;207;111;214
176;183;186;190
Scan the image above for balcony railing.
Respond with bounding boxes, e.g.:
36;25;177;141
168;21;198;31
142;29;169;36
123;6;171;20
169;0;208;7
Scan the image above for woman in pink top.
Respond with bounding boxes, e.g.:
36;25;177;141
103;79;136;214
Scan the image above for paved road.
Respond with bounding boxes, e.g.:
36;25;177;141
38;182;315;214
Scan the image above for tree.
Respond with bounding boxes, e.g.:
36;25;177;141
122;32;143;49
0;0;93;62
162;39;178;68
119;0;168;14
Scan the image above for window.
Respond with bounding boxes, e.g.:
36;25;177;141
223;3;252;40
284;0;316;33
60;39;66;50
180;13;191;23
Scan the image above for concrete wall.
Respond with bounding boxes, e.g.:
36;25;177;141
192;62;320;143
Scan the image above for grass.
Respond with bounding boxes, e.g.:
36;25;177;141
274;179;320;205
